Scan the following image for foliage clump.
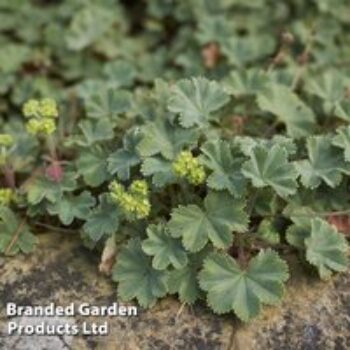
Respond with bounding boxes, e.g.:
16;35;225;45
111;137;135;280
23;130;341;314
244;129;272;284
0;0;349;322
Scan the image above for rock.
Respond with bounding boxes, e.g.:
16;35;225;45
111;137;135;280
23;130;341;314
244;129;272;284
0;232;349;349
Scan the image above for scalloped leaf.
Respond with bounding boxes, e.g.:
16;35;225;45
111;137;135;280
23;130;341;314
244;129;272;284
113;238;168;307
107;129;142;180
200;139;246;197
257;83;316;137
167;250;208;305
224;69;269;97
142;223;188;270
168;77;230;128
26;172;77;205
141;157;176;188
65;5;116;50
77;146;110;187
305;218;348;279
47;191;96;226
83;194;119;242
0;207;37;256
333;126;350;162
242;144;298;198
137;119;198;160
296;136;350;189
85;88;132;119
198;250;289;321
168;191;248;252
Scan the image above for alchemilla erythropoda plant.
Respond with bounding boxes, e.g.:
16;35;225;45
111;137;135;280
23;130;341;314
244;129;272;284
0;0;349;322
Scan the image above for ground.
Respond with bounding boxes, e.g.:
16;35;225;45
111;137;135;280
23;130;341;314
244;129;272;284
0;232;349;350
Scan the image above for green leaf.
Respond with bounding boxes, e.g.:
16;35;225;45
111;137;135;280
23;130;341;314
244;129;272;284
305;70;346;105
83;194;120;242
242;144;298;198
26;173;77;205
200;140;246;197
333;126;350;162
103;60;136;88
168;191;248;252
296;136;350;189
107;129;142;180
168;77;230;128
142;223;188;270
224;69;269;97
167;251;207;305
222;35;275;67
47;191;96;226
257;83;316;137
141;157;176;188
113;238;168;307
334;99;350;121
0;207;37;256
257;219;280;244
65;5;116;50
137;119;198;160
236;136;296;157
286;224;310;249
77;146;110;187
85;88;132;119
305;218;348;279
0;44;30;73
72;119;114;147
199;250;289;321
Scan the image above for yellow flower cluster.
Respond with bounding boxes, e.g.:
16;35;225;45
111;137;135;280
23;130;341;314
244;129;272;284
22;98;58;135
109;180;151;219
172;151;206;185
0;134;14;147
0;188;14;206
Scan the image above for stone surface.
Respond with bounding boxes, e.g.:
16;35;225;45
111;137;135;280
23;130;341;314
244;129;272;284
0;232;349;350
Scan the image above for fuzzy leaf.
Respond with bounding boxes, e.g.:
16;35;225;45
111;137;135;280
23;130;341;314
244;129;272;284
85;88;132;119
224;69;269;97
77;146;109;187
113;238;168;307
26;173;77;205
257;83;315;137
199;250;289;321
168;191;248;252
141;157;176;188
167;251;207;305
83;194;119;242
168;77;229;128
72;119;114;146
200;140;246;197
0;207;37;256
142;223;188;270
305;70;346;105
305;218;348;279
296;136;350;189
242;144;298;197
66;6;115;50
333;126;350;162
107;129;142;180
137;119;198;160
47;191;96;226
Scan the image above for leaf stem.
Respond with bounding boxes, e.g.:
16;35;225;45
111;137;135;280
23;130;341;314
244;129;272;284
5;218;26;255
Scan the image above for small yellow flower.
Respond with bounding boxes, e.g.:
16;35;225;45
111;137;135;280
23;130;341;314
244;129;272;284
39;98;58;118
0;188;13;206
130;180;148;197
23;99;40;118
26;118;56;135
109;179;151;219
0;134;14;147
172;150;206;185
